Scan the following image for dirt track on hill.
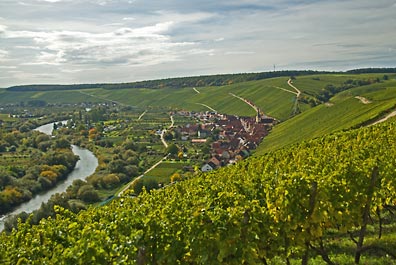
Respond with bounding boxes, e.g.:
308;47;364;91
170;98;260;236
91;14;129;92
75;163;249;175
287;79;301;98
355;96;371;104
370;110;396;126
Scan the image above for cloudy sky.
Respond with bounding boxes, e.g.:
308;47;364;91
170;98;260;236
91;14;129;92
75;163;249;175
0;0;395;87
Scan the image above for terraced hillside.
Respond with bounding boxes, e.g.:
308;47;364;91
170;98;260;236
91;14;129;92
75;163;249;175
257;75;396;153
1;72;396;152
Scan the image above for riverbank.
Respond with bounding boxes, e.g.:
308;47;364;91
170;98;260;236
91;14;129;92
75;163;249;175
0;122;98;231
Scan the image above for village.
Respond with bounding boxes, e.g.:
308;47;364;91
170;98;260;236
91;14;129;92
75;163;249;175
170;109;278;172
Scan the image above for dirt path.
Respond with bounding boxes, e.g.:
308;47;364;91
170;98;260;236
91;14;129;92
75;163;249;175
355;96;371;104
160;130;168;148
271;79;301;97
137;110;147;121
78;91;125;106
193;87;200;94
273;86;298;95
287;79;301;98
160;115;174;148
229;93;258;112
196;103;217;112
369;110;396;126
118;154;169;196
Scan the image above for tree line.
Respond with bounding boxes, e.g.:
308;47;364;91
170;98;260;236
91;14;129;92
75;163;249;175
7;68;396;92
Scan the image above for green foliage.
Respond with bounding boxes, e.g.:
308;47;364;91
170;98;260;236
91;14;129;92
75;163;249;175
0;130;77;215
166;143;179;156
1;121;395;264
77;185;100;203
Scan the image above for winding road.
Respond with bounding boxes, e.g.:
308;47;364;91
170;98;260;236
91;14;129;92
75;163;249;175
272;79;302;97
160;115;174;148
287;79;302;98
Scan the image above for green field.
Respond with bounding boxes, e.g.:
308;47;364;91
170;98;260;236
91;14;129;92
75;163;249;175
0;114;16;122
146;161;186;180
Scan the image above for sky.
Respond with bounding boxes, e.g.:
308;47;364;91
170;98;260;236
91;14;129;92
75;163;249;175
0;0;395;87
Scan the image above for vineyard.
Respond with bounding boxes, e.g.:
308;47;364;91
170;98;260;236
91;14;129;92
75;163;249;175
1;121;396;264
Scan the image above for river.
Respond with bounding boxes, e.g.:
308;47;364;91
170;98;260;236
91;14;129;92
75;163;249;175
0;121;98;231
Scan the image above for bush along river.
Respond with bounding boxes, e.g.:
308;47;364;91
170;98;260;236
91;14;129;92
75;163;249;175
0;121;98;231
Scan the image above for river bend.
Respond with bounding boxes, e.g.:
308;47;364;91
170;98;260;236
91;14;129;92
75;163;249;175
0;122;98;231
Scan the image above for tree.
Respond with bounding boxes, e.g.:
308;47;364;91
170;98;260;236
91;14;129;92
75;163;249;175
123;140;137;151
55;137;71;149
0;140;8;152
88;128;98;141
170;172;182;182
37;141;52;152
164;132;173;141
102;174;120;189
108;159;127;174
40;170;58;183
8;145;17;152
166;144;179;156
3;133;17;146
19;124;30;133
77;185;100;203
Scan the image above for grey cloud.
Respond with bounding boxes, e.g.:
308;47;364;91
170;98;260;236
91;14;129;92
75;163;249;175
0;49;8;60
1;21;202;67
0;0;395;86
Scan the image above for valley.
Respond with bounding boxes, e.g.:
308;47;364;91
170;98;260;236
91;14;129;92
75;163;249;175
1;69;396;264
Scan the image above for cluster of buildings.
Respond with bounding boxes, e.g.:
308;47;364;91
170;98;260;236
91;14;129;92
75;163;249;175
172;110;277;172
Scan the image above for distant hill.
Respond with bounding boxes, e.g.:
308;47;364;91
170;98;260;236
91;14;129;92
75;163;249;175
5;68;396;92
6;70;329;91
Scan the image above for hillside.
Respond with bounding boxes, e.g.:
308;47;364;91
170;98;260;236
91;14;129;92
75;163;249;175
1;120;395;264
4;70;333;92
2;71;396;154
256;75;396;153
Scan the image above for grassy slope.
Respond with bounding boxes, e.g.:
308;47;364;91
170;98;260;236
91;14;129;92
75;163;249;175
257;76;396;153
0;89;105;104
2;73;396;153
69;77;305;120
0;77;300;119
